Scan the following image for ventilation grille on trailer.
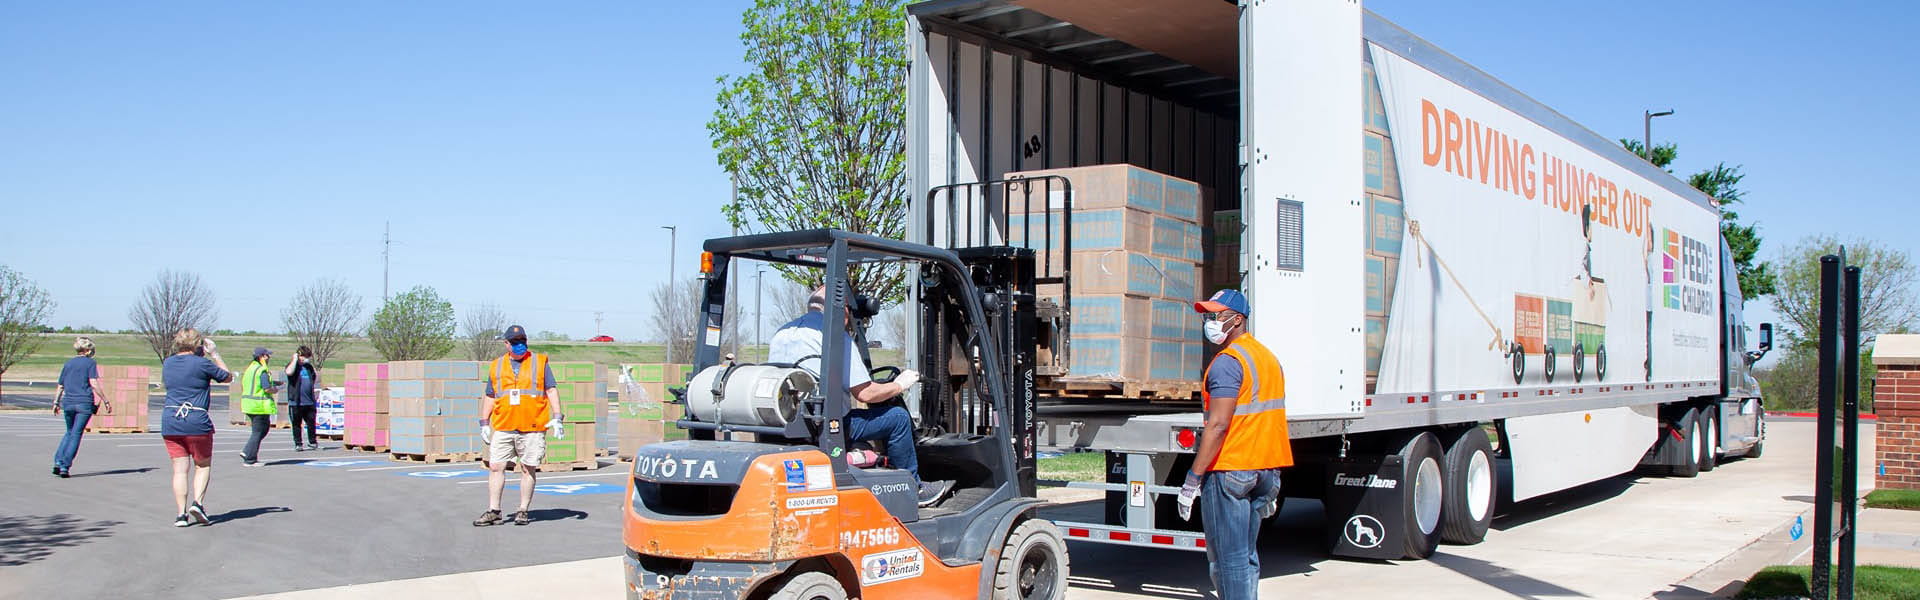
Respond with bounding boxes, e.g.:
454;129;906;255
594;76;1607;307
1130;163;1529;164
1275;199;1304;272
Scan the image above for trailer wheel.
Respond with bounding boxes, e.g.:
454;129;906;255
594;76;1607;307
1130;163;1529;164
1394;432;1445;559
1510;344;1525;384
1439;428;1496;545
1670;408;1702;478
1698;407;1719;473
1596;345;1608;381
768;572;846;600
1572;343;1586;383
1542;346;1557;383
993;519;1069;600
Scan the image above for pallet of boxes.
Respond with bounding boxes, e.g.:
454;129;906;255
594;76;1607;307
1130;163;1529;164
84;365;152;433
388;360;485;463
616;363;693;460
342;363;390;452
316;387;345;440
543;362;607;471
1007;164;1208;401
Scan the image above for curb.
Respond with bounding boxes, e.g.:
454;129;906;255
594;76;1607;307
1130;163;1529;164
1660;505;1818;598
1768;411;1877;420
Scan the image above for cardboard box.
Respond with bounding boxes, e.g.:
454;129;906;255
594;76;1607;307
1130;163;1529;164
388;379;485;399
99;365;152;381
1365;255;1398;317
1068;294;1152;339
1066;335;1152;380
551;361;605;384
555;382;603;424
387;360;485;381
1006;164;1166;215
1150;298;1199;341
389;415;446;437
1364;131;1402;197
1161;259;1198;301
1072;251;1165;297
345;363;389;381
1368;195;1404;256
1149;341;1201;381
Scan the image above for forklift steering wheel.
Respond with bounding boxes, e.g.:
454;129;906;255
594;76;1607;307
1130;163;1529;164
870;366;902;384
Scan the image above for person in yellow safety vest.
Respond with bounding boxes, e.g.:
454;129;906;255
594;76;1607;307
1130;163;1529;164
238;347;282;467
1179;289;1292;600
474;325;560;527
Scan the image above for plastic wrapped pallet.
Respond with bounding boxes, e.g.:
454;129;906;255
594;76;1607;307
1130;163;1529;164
386;362;485;458
85;365;152;432
316;387;346;437
342;362;390;449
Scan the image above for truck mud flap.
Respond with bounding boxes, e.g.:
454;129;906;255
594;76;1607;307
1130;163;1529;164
1323;455;1407;560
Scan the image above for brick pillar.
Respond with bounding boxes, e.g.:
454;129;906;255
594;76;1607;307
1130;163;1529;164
1872;334;1920;490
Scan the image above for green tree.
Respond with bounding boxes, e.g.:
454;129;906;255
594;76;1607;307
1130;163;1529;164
366;285;456;361
709;0;909;303
1770;236;1919;347
1622;141;1776;299
0;265;56;398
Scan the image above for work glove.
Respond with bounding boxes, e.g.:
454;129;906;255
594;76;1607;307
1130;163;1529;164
547;419;565;439
1258;497;1279;520
893;369;922;390
1177;470;1203;521
479;421;492;445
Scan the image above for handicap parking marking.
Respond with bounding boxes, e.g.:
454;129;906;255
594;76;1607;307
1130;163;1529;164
504;482;624;495
299;459;384;468
402;469;487;479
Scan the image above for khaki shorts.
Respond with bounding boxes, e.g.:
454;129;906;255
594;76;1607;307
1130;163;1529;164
488;430;546;468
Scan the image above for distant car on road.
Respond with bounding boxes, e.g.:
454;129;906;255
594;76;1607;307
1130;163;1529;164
589;335;615;343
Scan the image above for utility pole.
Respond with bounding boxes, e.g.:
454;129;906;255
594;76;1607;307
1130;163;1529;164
1643;109;1674;165
382;221;391;302
756;267;766;347
661;225;677;363
594;311;604;337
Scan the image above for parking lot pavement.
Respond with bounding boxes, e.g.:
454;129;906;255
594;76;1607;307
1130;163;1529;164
0;392;631;600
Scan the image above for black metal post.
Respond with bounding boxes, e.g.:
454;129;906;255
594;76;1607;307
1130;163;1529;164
1812;254;1839;595
1840;264;1862;598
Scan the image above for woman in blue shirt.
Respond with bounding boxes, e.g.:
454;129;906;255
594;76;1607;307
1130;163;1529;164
160;328;231;527
51;337;108;478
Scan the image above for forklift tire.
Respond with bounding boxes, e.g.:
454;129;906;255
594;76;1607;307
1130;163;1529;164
1394;432;1445;560
1698;407;1719;473
993;519;1070;600
768;572;846;600
1438;428;1496;545
1670;408;1702;478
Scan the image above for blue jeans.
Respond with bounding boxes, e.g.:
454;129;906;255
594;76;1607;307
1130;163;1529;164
847;404;918;482
53;407;94;470
1200;468;1282;600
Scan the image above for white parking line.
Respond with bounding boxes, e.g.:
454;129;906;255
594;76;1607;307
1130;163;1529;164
456;471;624;484
350;462;482;471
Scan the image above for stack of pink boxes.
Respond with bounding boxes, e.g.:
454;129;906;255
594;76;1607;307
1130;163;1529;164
343;362;390;450
85;365;152;432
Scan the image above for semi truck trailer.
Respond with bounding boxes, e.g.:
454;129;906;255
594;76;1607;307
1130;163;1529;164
902;0;1773;559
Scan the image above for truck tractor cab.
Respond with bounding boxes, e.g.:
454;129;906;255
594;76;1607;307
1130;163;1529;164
622;228;1068;600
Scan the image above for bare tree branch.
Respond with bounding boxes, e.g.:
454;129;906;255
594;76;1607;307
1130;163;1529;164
0;265;56;393
281;278;363;367
128;270;218;360
460;303;512;361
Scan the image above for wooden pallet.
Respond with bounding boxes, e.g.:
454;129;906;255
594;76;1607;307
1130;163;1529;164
343;443;389;453
1043;378;1203;402
391;451;481;463
317;433;344;440
539;459;603;472
83;426;148;434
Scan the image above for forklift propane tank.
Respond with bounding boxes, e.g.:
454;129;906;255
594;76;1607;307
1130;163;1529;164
684;364;816;428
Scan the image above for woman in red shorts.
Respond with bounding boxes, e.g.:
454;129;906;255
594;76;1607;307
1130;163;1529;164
160;328;231;527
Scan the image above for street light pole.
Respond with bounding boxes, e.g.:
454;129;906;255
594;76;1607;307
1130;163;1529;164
662;225;677;363
1643;109;1674;165
756;268;766;348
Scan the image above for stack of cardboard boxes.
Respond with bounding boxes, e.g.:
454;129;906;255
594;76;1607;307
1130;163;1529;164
1005;164;1209;389
343;363;390;450
387;360;485;458
1361;54;1406;391
84;365;151;432
617;363;692;458
316;387;345;438
543;361;608;466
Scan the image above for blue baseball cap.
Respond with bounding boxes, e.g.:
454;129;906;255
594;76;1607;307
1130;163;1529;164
1194;289;1250;317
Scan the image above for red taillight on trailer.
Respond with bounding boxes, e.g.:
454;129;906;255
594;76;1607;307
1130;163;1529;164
1175;428;1197;450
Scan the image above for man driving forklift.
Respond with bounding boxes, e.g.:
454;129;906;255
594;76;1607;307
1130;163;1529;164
767;286;956;507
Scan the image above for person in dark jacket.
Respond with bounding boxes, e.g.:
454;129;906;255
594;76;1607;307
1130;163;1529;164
284;346;321;450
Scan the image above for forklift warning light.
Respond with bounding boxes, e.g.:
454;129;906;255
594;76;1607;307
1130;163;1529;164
699;252;715;273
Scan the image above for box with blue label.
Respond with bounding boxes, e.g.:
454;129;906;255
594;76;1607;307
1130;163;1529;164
388;379;485;400
1067;336;1151;380
1150;298;1199;341
1070;295;1152;339
1149;341;1201;381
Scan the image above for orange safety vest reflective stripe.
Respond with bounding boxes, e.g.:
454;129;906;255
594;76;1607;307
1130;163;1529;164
1202;333;1294;471
489;352;551;432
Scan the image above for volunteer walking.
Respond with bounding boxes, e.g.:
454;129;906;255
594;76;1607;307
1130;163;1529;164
473;325;561;527
238;347;281;467
161;329;232;527
51;337;108;478
1179;290;1292;599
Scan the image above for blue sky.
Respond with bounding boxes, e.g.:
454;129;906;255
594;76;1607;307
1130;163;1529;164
3;1;1911;343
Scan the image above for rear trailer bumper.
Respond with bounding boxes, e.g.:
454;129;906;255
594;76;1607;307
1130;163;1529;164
624;551;790;600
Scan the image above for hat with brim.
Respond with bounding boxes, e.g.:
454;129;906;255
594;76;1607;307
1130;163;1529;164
1194;289;1250;316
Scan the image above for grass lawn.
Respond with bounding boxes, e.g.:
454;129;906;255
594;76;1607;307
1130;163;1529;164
1038;451;1106;483
1866;488;1920;511
3;332;900;385
1737;565;1920;599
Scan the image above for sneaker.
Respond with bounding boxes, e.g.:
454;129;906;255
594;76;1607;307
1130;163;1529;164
513;510;531;526
472;510;502;527
243;461;263;468
174;514;191;528
59;469;70;478
188;502;210;525
51;466;60;477
916;480;956;508
294;445;307;452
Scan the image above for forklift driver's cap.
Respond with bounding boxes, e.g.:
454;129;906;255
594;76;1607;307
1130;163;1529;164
500;325;528;343
1194;289;1250;317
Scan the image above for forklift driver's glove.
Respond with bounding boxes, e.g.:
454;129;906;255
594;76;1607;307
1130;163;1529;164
1177;470;1203;521
893;369;922;390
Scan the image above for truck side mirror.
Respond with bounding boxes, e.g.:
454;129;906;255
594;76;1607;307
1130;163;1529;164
1758;323;1773;352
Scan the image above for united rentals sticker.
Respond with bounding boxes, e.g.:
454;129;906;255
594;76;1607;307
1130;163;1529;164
860;548;925;585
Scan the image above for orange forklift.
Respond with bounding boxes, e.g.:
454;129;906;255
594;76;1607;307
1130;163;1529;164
623;225;1070;599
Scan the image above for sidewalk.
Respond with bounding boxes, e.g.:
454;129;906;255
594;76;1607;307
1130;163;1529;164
227;556;623;600
1824;506;1920;568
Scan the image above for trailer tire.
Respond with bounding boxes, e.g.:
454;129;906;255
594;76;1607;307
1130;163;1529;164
1394;432;1445;559
993;519;1069;600
1573;343;1586;382
1543;347;1556;383
1698;407;1718;473
768;572;846;600
1670;408;1702;478
1439;428;1496;545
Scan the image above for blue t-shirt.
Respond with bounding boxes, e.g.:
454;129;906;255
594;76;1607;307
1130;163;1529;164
58;356;100;411
289;362;318;406
1206;354;1244;402
161;354;230;436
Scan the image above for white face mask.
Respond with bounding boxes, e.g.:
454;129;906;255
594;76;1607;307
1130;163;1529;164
1204;317;1233;344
